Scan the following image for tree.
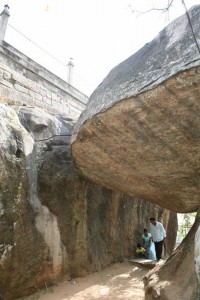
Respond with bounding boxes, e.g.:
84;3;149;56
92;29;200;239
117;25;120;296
129;0;200;58
177;213;196;243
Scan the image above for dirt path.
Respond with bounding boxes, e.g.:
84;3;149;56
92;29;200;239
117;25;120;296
30;261;149;300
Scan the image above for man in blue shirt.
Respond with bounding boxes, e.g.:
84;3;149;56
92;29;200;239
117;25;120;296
149;217;166;261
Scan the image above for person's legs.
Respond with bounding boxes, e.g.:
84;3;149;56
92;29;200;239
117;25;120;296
155;240;163;260
154;242;159;260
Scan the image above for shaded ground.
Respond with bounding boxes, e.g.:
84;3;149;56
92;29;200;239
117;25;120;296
25;261;148;300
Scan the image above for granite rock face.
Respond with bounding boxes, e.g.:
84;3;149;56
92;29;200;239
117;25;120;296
0;104;169;299
72;5;200;213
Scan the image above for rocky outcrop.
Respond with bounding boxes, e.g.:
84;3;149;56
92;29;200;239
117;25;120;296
143;210;200;300
161;210;178;258
1;7;199;300
0;104;171;300
71;5;200;213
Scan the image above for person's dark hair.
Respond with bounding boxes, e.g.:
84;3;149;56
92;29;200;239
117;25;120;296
144;228;148;232
150;217;155;221
137;243;142;248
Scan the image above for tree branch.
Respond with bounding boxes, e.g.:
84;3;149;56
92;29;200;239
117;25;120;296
181;0;200;55
130;0;175;16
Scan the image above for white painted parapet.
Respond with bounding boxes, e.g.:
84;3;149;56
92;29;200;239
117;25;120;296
0;42;88;119
0;6;88;120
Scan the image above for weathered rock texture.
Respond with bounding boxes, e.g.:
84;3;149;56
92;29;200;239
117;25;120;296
162;210;178;258
143;210;200;300
72;5;200;213
0;104;172;300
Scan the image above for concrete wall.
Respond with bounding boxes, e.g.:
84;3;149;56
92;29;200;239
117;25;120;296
0;41;89;119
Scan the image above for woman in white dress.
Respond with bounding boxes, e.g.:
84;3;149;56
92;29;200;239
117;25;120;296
142;228;156;260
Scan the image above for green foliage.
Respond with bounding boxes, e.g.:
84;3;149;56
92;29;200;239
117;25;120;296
31;294;40;300
43;283;54;294
16;283;54;300
16;294;40;300
177;213;196;242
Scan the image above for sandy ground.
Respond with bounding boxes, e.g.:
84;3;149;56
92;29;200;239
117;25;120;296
27;261;149;300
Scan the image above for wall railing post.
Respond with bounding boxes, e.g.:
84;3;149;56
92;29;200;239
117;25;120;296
67;57;74;86
0;5;10;43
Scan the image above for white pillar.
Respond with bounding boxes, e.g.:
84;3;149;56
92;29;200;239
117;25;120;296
67;57;74;86
0;5;10;43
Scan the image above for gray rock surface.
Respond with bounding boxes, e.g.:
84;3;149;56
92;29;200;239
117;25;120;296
72;5;200;213
0;104;169;299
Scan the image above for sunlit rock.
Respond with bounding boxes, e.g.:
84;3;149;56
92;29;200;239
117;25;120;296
72;5;200;213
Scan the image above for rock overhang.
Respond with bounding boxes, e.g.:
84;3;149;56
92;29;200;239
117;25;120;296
71;5;200;213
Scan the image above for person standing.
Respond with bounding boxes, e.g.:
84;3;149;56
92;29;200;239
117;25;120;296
149;217;166;261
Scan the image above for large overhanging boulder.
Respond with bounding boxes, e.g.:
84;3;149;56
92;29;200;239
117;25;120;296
72;5;200;213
